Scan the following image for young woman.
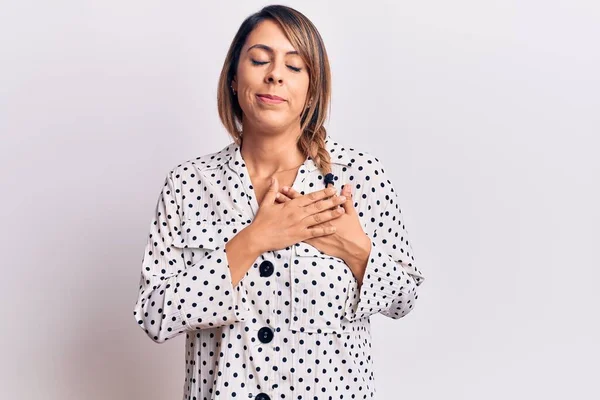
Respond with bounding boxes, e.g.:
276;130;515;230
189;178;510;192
133;5;425;399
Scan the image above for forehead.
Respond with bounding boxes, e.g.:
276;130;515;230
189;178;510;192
244;19;297;53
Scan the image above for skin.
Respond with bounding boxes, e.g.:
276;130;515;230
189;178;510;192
230;19;310;182
226;19;370;287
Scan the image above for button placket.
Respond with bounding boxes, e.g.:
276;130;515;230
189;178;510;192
256;256;277;398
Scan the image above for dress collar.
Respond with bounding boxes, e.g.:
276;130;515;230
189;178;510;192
196;135;353;173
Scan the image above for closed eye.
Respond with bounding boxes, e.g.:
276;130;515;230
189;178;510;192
251;59;302;72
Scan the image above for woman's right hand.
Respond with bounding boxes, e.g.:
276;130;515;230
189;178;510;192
248;176;347;253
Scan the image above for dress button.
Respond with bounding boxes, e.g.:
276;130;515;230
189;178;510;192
255;393;270;400
257;326;274;343
259;260;274;277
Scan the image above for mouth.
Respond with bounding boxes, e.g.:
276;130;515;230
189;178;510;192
256;94;286;104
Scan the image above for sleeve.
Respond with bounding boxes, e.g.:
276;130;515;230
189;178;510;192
132;170;252;343
345;158;425;322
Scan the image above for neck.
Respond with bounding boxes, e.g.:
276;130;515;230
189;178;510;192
240;124;306;178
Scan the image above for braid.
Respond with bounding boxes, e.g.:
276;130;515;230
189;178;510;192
298;127;332;179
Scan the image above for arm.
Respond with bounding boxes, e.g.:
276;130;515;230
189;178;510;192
132;170;257;343
345;158;425;322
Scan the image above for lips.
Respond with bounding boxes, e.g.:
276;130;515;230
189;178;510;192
257;94;285;101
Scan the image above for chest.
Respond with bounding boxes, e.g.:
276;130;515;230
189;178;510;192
250;169;299;206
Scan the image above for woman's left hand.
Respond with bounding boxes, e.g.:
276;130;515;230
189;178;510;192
276;183;371;285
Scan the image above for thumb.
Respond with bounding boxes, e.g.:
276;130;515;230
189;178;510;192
262;176;279;204
341;184;354;211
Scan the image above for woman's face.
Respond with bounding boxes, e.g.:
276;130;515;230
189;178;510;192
232;19;310;133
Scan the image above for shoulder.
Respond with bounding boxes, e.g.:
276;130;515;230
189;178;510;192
334;141;399;211
340;142;390;187
163;141;235;180
326;135;387;173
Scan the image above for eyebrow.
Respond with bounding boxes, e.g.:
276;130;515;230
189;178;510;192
247;44;299;55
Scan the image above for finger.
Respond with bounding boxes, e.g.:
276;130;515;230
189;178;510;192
262;176;279;205
341;184;354;213
275;192;292;203
280;186;302;199
294;186;337;208
307;224;337;238
307;206;345;227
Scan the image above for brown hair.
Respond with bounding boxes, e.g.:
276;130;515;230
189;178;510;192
217;4;333;176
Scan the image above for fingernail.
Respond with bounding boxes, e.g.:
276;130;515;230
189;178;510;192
339;196;346;201
282;186;289;192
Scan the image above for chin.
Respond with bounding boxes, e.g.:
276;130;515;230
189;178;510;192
254;117;291;131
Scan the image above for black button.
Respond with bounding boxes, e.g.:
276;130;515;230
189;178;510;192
257;327;274;343
259;260;274;277
255;394;270;400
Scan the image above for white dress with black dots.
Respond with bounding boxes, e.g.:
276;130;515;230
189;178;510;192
133;135;425;400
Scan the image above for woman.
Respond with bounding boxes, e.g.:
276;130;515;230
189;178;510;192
133;5;425;399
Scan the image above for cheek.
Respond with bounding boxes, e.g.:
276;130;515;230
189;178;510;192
290;77;310;105
235;67;259;94
294;76;309;101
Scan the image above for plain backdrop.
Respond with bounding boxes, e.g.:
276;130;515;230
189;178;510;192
1;1;598;399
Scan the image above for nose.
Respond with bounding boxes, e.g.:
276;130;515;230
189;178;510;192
265;72;283;84
264;60;284;85
266;75;282;84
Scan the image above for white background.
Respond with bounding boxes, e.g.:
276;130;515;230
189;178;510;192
1;1;598;399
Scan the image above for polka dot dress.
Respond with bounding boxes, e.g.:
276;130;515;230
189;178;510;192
133;135;425;399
